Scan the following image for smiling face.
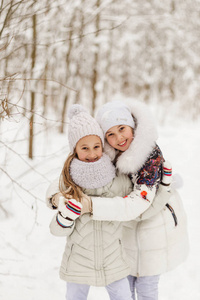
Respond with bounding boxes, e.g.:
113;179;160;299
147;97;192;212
75;135;103;162
106;125;134;152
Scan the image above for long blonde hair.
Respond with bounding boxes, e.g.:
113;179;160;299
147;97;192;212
59;152;83;202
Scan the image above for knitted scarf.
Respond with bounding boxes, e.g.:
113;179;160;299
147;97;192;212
70;154;116;189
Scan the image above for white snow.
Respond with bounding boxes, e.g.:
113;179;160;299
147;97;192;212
0;106;200;299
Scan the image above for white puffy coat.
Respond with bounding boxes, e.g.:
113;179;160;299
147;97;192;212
92;99;189;276
123;188;189;276
49;174;133;286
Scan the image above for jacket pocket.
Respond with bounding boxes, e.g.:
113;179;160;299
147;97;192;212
166;203;178;226
119;239;128;263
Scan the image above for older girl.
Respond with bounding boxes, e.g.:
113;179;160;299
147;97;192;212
88;100;189;300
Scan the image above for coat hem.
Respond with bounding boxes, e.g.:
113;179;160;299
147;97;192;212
59;268;130;287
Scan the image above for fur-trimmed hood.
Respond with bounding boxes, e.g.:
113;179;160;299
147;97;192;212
103;99;158;174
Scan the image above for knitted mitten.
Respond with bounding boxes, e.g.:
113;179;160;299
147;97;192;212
59;197;82;219
161;161;172;187
57;196;82;228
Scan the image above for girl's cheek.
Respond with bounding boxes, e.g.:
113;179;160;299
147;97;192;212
106;138;111;145
108;140;115;148
107;137;112;145
77;153;85;161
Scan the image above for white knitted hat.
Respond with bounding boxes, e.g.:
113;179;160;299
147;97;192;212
67;104;104;152
96;100;135;136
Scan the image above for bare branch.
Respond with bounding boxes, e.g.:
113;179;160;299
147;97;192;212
0;140;51;183
0;77;77;92
0;99;69;123
0;0;14;38
0;167;44;203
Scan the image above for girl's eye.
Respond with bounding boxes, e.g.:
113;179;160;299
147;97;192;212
82;147;88;150
94;146;100;149
107;133;113;137
119;126;125;131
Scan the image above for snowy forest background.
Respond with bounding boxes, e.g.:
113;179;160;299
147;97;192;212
1;0;200;299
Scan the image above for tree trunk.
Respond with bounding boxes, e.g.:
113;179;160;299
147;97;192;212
42;62;48;116
91;0;100;115
60;11;76;133
28;13;36;159
73;0;85;104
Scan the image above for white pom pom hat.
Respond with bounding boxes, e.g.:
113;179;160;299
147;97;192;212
96;100;135;136
67;104;104;152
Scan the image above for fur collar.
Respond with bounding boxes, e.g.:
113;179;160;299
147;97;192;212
103;100;158;174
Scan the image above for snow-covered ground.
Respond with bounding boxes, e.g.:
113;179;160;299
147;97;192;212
0;105;200;300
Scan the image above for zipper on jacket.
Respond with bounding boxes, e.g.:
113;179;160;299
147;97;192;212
93;220;106;286
166;203;178;226
136;222;141;277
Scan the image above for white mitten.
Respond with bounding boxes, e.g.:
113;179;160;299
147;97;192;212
161;161;172;187
56;197;82;228
58;196;82;219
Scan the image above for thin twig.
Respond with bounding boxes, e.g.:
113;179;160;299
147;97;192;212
0;99;69;123
0;167;44;203
0;77;77;92
0;141;51;183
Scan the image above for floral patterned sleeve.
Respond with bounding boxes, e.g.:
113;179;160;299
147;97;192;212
136;144;164;190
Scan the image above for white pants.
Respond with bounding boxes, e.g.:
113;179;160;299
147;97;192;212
66;277;132;300
127;275;160;300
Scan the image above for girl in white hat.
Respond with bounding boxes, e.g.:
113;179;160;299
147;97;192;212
87;99;189;300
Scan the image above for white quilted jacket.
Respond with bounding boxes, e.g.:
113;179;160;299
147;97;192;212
49;174;133;286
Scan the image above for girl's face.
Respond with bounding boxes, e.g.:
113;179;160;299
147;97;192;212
106;125;134;152
76;135;103;162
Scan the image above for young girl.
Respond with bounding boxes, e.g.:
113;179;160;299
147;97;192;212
48;104;134;300
85;100;189;300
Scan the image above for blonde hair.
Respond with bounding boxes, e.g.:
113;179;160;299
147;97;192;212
59;152;83;202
